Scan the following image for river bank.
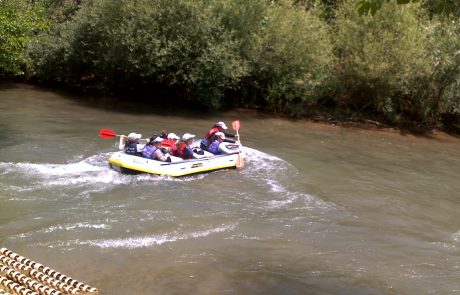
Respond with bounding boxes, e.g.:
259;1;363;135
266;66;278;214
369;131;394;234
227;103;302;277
3;79;460;141
210;104;460;143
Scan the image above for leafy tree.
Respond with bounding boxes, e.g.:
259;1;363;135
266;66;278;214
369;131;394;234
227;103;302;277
334;1;435;124
0;0;48;75
424;18;460;127
31;0;247;107
30;0;334;113
38;0;82;23
292;0;343;21
243;1;335;115
24;0;460;129
357;0;460;17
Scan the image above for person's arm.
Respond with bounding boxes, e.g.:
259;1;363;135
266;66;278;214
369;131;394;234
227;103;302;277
119;135;126;150
169;145;177;156
223;132;239;143
154;149;169;161
136;144;145;152
184;146;202;159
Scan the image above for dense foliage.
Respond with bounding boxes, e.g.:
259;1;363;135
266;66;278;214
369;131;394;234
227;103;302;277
335;2;434;124
0;0;47;75
2;0;460;130
357;0;460;17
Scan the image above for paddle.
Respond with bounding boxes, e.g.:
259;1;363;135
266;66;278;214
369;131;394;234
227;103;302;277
231;120;241;144
99;128;121;139
231;120;244;168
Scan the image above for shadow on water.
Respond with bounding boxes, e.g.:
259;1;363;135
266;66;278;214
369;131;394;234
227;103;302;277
178;253;396;295
0;81;303;121
0;81;219;119
335;117;460;141
0;122;14;148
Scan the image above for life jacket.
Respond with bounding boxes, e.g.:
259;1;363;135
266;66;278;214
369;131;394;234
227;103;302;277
208;140;221;155
162;139;175;148
169;144;178;156
176;144;193;159
141;145;157;159
176;144;186;159
125;143;140;156
200;138;209;150
205;127;220;141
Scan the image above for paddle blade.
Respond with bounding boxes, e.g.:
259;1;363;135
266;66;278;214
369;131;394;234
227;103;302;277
232;120;240;131
99;128;117;138
236;153;245;169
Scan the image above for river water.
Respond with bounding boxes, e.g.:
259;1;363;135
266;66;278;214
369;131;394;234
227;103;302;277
1;83;459;294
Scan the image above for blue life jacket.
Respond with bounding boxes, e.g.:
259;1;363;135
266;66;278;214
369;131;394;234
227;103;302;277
208;140;221;155
141;145;157;159
125;143;141;156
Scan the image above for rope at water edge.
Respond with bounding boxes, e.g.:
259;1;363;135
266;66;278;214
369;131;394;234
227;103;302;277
0;255;32;275
1;248;98;294
0;275;37;295
1;264;64;295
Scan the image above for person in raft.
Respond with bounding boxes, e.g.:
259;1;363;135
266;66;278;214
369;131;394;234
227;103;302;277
142;136;171;162
159;129;168;139
120;132;144;156
163;133;180;156
176;133;200;159
199;121;238;150
207;132;240;155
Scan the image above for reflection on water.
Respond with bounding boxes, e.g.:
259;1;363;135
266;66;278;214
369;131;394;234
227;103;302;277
1;83;460;295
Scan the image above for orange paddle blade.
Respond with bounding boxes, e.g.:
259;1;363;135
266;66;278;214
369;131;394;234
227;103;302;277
99;128;117;138
236;153;245;168
232;120;240;131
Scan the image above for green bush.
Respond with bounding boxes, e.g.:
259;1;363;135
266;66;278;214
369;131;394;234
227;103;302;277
30;0;335;113
427;18;460;128
0;0;48;75
333;1;460;128
31;0;248;108
334;1;435;124
25;0;460;129
243;1;335;116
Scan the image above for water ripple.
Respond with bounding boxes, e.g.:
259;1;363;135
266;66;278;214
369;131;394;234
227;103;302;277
36;224;239;250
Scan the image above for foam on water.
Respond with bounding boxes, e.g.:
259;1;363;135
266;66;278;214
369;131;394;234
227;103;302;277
0;153;160;190
37;223;238;249
0;151;217;190
451;231;460;243
0;147;332;212
8;222;112;239
43;222;112;233
242;146;332;210
242;147;296;194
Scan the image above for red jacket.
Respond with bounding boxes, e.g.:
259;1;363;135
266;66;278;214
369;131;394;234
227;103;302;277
162;139;176;148
176;144;193;159
205;127;220;141
204;127;221;146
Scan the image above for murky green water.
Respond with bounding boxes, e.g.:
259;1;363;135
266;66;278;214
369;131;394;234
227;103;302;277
1;83;459;294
